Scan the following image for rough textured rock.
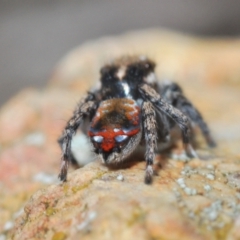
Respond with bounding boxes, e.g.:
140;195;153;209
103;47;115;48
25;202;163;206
0;29;240;240
11;157;240;240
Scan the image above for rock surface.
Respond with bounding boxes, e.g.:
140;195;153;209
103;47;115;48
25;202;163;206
0;29;240;240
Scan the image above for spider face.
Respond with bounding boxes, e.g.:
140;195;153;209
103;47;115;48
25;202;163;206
59;56;215;183
88;98;142;163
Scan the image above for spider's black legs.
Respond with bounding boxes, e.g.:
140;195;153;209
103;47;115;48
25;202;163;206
177;101;216;147
142;101;158;184
161;82;216;147
139;84;198;158
58;93;97;181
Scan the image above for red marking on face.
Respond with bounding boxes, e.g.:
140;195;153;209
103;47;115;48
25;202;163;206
88;127;140;152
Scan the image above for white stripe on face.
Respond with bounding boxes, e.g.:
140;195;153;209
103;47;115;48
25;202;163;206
116;67;126;80
145;72;156;84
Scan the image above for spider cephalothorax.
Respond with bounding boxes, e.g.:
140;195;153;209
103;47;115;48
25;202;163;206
58;56;215;183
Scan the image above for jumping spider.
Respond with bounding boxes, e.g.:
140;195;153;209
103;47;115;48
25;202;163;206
58;56;215;183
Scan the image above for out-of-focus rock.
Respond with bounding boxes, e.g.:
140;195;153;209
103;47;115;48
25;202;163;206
49;29;240;91
0;29;239;240
0;88;80;236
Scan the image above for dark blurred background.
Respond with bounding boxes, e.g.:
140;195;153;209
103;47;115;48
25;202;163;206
1;0;240;107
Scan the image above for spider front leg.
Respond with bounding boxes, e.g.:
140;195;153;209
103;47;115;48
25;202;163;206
142;101;158;184
139;84;198;159
58;93;97;181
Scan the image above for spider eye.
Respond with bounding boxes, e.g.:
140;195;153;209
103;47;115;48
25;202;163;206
115;135;128;143
92;135;104;143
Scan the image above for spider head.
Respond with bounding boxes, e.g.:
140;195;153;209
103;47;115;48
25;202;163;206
100;56;156;98
88;98;142;164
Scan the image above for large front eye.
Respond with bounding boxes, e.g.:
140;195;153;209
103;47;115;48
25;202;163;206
92;135;103;143
115;135;128;143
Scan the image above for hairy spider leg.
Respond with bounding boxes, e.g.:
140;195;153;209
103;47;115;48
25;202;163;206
160;82;216;147
142;101;158;183
139;83;198;159
58;92;97;181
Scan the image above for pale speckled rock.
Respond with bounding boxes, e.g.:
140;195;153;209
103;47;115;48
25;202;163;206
12;157;240;240
0;29;240;240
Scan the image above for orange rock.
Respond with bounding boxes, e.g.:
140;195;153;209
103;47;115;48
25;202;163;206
0;29;240;239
